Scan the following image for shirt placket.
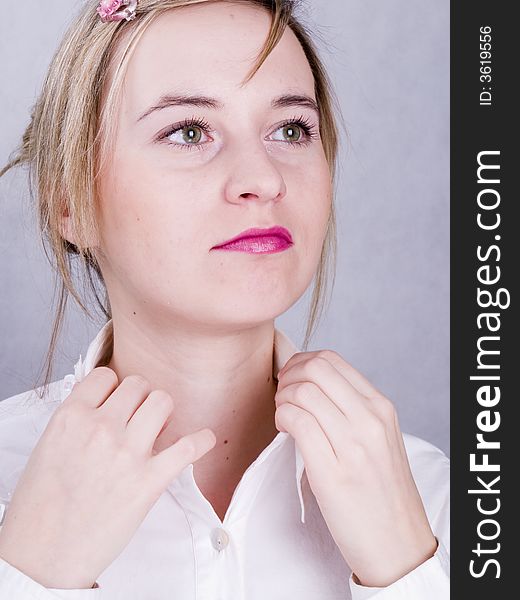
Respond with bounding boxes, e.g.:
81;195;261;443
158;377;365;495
167;437;285;600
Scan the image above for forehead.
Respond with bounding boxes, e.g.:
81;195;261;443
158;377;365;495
117;2;316;116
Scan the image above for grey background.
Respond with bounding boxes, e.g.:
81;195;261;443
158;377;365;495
0;1;450;456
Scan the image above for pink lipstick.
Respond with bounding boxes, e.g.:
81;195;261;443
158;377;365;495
211;226;293;254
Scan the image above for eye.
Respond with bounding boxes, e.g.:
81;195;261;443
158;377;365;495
271;116;319;147
274;123;304;143
158;116;213;152
157;114;319;152
176;125;203;144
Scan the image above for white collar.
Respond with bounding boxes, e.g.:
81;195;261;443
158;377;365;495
71;320;307;523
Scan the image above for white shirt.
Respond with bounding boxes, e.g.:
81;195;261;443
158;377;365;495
0;321;450;599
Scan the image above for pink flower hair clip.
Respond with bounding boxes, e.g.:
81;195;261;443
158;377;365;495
97;0;138;23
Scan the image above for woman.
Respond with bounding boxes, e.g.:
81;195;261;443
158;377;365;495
0;0;450;598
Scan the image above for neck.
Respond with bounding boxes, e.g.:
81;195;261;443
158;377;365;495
104;312;280;489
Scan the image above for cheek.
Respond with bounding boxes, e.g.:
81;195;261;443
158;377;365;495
96;165;200;271
296;158;332;251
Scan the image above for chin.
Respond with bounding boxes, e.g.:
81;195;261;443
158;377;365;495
208;281;309;323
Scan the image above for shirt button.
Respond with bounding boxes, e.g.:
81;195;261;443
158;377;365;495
211;527;230;552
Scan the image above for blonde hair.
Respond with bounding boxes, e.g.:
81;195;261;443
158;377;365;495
1;0;344;397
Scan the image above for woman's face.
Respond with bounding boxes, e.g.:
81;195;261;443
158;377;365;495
94;2;332;329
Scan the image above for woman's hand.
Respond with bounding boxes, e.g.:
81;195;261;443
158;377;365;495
0;367;216;589
274;350;438;588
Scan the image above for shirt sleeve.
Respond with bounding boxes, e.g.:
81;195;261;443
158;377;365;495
0;558;102;599
348;536;450;599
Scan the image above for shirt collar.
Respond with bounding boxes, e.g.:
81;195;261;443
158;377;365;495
71;320;307;524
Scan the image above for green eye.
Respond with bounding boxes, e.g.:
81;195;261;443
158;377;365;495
281;124;303;143
159;115;319;152
180;126;203;144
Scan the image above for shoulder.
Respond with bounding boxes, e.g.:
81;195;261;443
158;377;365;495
0;380;64;500
402;432;450;471
402;433;450;496
0;379;64;425
402;433;450;544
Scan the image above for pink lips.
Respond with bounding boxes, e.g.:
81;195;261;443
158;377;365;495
211;226;294;254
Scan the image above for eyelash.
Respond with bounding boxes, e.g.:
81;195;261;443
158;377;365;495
157;114;319;152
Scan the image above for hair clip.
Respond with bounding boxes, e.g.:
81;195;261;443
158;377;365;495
97;0;138;23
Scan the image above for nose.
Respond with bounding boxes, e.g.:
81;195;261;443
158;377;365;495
223;143;287;206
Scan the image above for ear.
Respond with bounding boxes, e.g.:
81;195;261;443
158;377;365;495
60;207;76;246
59;205;99;248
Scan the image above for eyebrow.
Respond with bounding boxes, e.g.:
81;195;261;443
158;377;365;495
136;93;320;122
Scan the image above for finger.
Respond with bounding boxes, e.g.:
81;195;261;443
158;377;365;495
279;350;384;399
148;429;217;491
97;374;152;425
275;402;338;471
277;356;372;422
62;366;119;409
275;381;353;452
125;390;174;455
